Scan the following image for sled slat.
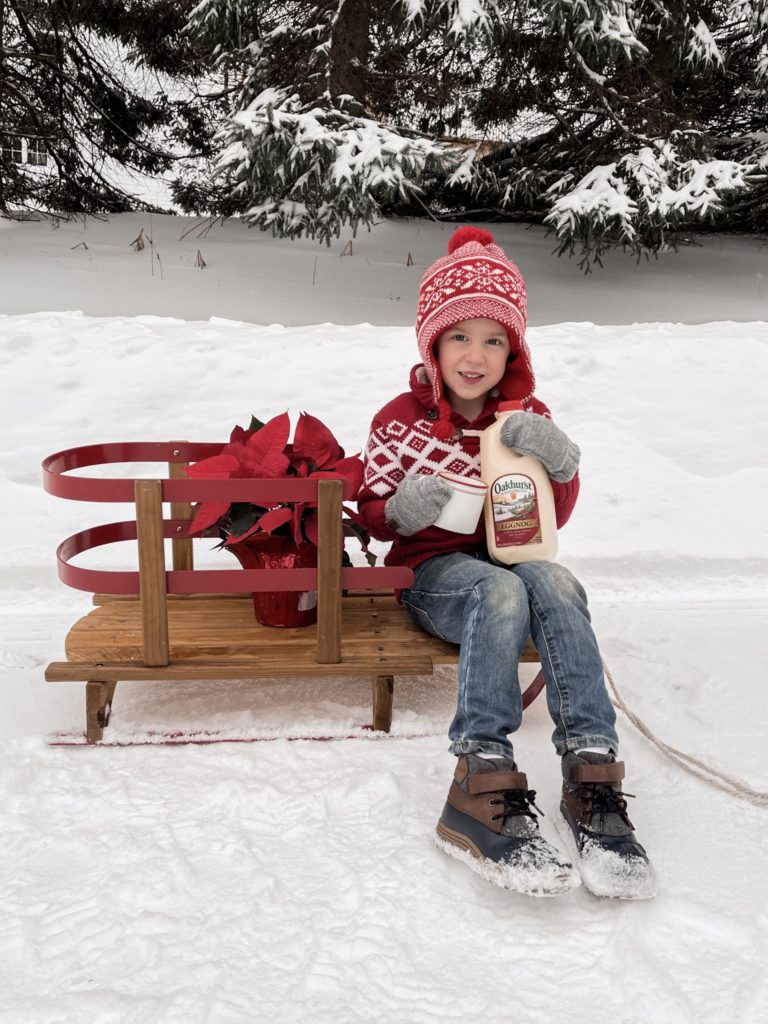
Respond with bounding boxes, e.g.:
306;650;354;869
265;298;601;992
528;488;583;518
46;655;438;682
316;480;343;664
168;445;194;572
135;480;169;667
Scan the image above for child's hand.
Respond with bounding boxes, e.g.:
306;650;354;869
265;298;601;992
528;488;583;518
385;474;452;536
500;413;580;482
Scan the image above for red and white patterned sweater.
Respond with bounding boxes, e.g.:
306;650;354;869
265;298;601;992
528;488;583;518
357;365;580;571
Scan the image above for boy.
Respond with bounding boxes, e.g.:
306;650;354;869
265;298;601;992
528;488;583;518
357;227;655;899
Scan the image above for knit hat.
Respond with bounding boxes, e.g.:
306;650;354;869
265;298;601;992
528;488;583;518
415;226;534;439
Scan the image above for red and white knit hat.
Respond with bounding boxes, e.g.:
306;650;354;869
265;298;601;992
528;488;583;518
415;226;535;438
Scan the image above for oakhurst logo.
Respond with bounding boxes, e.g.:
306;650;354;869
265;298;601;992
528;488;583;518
493;477;533;497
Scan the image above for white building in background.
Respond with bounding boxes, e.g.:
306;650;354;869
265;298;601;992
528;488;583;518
3;135;49;167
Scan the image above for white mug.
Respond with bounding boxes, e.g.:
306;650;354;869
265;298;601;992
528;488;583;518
433;472;488;534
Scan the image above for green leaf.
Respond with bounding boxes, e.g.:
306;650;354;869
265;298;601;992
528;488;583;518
249;415;266;432
226;502;266;537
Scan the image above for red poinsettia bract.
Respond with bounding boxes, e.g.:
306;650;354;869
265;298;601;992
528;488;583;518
185;412;364;546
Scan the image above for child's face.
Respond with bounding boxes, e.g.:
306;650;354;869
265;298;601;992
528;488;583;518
435;318;511;410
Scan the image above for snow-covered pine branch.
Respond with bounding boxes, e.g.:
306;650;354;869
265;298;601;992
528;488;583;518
394;0;498;39
542;0;649;62
685;18;724;68
544;141;755;266
214;89;458;243
185;0;250;60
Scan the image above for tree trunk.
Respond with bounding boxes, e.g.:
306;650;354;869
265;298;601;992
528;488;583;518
327;0;369;102
644;0;688;135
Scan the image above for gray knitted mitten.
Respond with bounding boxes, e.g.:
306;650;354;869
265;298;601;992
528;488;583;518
500;412;580;482
385;474;452;536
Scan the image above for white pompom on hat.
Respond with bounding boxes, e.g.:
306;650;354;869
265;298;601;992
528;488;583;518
415;226;535;438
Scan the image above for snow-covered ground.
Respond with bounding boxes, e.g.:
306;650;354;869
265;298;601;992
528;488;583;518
1;212;766;326
1;216;767;1023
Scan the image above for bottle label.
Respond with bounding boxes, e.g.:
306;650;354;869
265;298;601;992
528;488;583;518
490;473;542;546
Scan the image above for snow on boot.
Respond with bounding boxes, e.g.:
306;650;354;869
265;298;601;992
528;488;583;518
558;752;656;900
435;754;580;897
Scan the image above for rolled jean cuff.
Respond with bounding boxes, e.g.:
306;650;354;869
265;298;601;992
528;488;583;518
556;735;618;757
449;739;515;758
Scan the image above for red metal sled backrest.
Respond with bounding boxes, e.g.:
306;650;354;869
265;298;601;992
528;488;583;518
43;442;414;667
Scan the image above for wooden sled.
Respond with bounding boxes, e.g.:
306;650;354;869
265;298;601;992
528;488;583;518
42;442;544;744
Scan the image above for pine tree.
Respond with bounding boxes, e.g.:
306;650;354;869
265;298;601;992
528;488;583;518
185;0;768;263
0;0;208;216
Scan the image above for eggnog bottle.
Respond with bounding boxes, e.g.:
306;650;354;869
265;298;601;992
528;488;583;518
481;400;558;564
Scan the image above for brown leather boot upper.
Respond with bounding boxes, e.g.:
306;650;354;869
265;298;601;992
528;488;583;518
562;758;635;831
447;755;531;833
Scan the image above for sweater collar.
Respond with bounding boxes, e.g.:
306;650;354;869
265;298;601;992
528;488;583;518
408;364;502;432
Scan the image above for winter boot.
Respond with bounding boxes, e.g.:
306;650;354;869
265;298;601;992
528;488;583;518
435;754;580;897
558;751;656;900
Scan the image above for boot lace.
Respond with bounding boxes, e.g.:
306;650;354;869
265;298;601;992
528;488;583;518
489;788;543;824
579;783;635;827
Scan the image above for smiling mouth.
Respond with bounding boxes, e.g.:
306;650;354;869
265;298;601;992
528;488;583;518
458;371;485;383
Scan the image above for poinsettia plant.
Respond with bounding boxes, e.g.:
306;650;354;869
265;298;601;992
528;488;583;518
185;411;374;564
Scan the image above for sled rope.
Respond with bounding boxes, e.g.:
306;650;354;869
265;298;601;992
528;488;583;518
603;661;768;810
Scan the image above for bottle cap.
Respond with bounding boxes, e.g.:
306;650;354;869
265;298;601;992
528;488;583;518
498;400;524;412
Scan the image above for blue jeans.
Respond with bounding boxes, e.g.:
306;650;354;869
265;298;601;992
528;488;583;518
401;553;618;759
